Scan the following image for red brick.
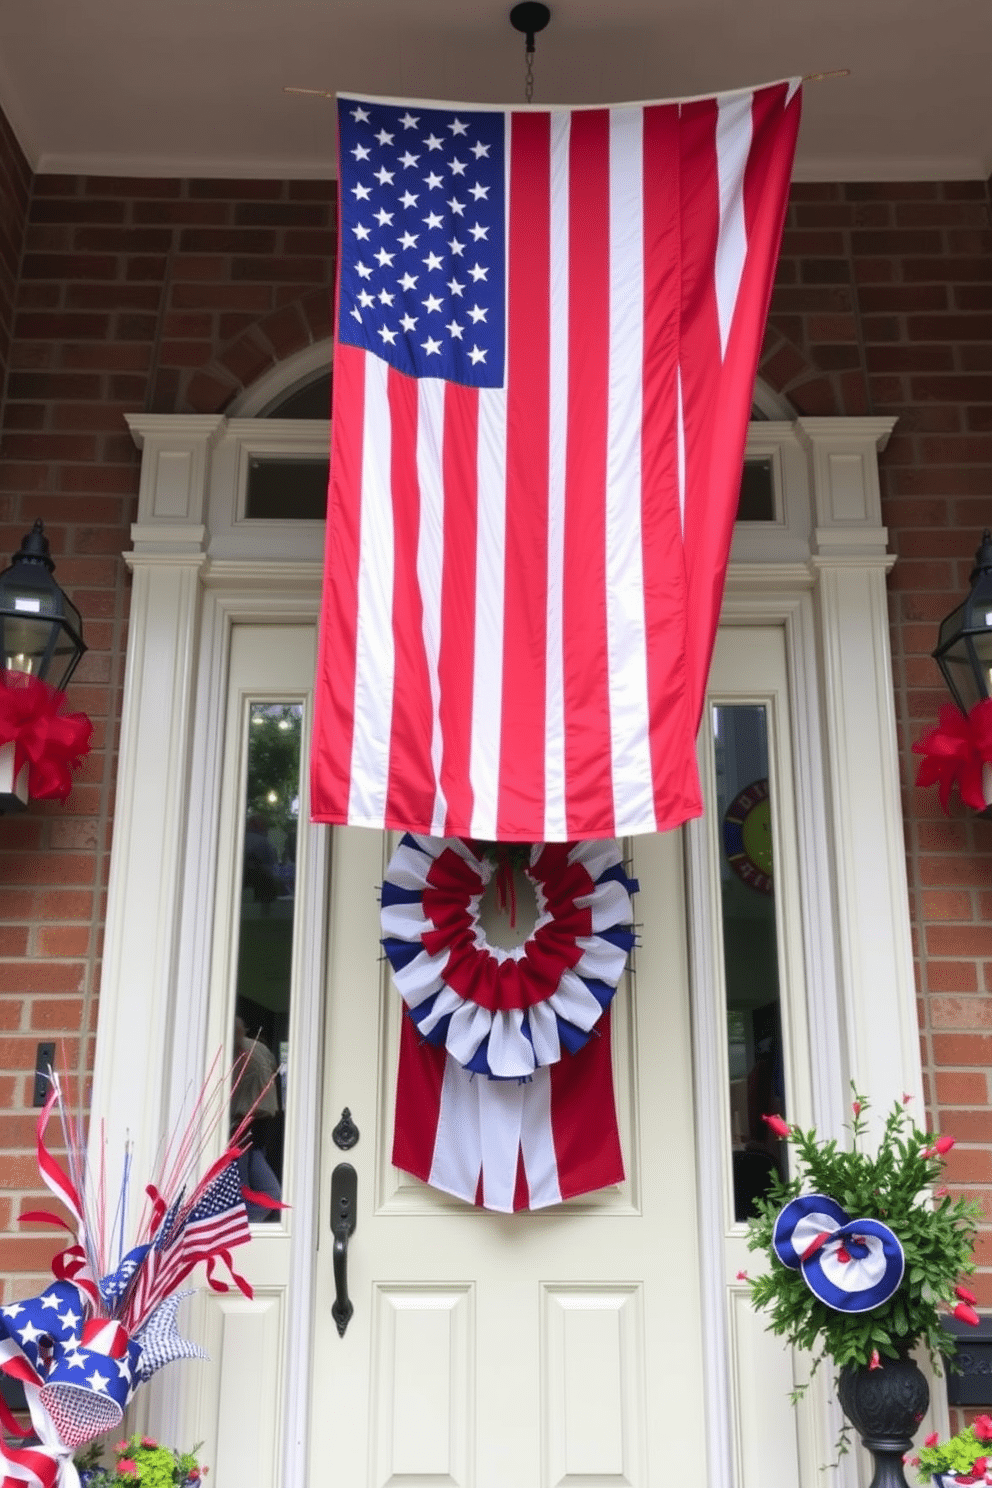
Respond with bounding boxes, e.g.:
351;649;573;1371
934;1033;992;1065
936;1071;990;1105
943;1147;992;1184
927;961;980;992
0;1237;63;1272
943;1110;992;1143
930;997;992;1029
29;997;85;1029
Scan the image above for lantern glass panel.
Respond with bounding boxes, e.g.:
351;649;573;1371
940;637;985;714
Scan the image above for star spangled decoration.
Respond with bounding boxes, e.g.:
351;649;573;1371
0;1058;276;1487
132;1292;207;1384
337;96;506;389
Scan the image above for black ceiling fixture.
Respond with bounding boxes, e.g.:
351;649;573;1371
509;3;551;103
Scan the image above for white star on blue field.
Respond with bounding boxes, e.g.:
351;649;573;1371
338;99;506;389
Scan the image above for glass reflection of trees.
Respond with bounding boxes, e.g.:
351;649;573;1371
232;703;302;1219
713;704;788;1223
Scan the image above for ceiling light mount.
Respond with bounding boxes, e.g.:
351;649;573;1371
510;2;551;102
509;2;551;55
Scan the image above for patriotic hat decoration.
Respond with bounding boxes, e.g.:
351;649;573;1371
0;1062;278;1488
381;835;638;1080
772;1194;906;1314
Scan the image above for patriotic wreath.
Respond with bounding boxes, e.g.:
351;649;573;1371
381;835;638;1080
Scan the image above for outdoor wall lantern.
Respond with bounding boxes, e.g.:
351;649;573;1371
915;530;992;815
0;520;90;814
932;529;992;715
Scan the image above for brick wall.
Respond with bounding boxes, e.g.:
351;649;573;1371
0;167;334;1296
0;109;30;412
1;146;992;1328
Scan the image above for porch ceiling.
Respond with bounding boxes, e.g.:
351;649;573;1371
0;0;989;183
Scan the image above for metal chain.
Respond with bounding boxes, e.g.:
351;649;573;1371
525;47;535;104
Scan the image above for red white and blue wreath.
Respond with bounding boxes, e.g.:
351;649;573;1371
381;836;638;1081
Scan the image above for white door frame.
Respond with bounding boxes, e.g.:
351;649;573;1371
92;373;918;1482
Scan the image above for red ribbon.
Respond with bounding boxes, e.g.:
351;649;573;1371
0;673;91;802
913;700;992;813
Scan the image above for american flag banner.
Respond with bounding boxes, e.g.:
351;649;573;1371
312;82;801;841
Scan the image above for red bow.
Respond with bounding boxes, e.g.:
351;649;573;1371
0;674;92;802
913;700;992;812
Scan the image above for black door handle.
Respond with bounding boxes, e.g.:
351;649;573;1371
330;1161;357;1337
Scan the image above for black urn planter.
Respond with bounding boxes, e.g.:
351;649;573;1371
837;1353;930;1488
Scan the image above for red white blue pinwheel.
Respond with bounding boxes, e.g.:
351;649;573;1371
772;1194;905;1314
381;836;638;1080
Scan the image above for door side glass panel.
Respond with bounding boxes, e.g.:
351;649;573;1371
712;703;787;1221
231;702;303;1220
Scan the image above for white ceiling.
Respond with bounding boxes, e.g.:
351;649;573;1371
1;0;990;182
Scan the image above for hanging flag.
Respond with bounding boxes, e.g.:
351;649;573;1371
312;82;801;841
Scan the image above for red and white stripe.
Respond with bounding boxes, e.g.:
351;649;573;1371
392;1013;624;1212
313;81;800;841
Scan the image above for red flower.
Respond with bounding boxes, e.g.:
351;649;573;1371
935;1135;956;1155
925;1432;940;1447
975;1457;988;1475
141;1437;158;1449
763;1113;791;1139
736;1270;749;1281
957;1285;978;1304
188;1473;201;1482
903;1093;913;1104
853;1100;862;1116
117;1461;138;1479
974;1416;992;1442
954;1302;980;1326
869;1349;881;1370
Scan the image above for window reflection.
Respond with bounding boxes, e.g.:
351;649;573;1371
232;702;302;1220
712;704;787;1222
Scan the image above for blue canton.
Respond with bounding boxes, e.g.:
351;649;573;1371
337;97;506;389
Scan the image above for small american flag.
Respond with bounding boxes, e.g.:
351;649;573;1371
122;1163;251;1331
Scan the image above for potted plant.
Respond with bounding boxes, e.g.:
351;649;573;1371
75;1434;207;1486
744;1093;981;1484
914;1416;992;1485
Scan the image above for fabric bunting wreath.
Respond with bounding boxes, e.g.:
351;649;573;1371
383;835;638;1212
772;1193;905;1314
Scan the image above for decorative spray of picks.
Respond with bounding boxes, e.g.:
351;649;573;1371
0;1056;281;1488
745;1093;980;1380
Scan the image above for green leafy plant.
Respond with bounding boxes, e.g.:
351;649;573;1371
915;1414;992;1483
745;1092;980;1382
74;1434;206;1487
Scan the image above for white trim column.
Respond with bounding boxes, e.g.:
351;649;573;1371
89;415;224;1185
800;416;922;1118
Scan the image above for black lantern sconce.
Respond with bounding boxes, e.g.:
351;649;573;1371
0;520;86;693
0;520;87;813
933;530;992;715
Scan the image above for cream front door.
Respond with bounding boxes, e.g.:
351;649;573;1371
310;822;705;1488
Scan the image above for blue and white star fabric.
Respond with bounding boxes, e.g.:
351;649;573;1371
132;1291;206;1384
337;96;506;389
772;1193;905;1314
